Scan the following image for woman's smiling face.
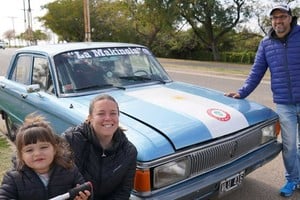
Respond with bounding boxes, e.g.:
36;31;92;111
89;99;119;139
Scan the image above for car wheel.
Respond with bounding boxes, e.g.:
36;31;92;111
2;112;17;141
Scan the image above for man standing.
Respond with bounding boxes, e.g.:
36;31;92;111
225;4;300;197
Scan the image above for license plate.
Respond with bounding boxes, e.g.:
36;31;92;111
219;171;245;195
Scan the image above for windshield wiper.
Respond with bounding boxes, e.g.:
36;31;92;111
119;76;152;81
75;84;125;91
119;76;167;84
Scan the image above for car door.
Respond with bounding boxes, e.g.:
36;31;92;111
1;54;34;126
3;53;83;135
3;54;54;126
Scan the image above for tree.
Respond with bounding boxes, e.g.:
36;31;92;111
38;0;267;61
227;28;262;52
39;0;84;42
177;0;254;61
162;29;204;59
89;1;138;42
3;30;15;47
39;0;138;42
39;0;180;47
126;0;180;48
19;29;49;45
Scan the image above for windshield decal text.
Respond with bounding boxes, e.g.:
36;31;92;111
67;47;145;59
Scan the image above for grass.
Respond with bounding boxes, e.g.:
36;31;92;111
0;134;15;182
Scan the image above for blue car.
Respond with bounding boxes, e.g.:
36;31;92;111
0;42;282;199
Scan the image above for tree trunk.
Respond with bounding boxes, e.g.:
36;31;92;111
211;42;221;61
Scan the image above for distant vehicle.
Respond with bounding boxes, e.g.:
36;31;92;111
0;42;282;199
0;41;6;49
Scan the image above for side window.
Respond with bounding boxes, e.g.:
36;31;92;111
11;55;32;85
130;55;151;74
32;57;53;93
130;55;153;77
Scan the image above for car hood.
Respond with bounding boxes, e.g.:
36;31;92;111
70;82;277;160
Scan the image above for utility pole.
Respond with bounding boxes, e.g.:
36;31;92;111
27;0;33;44
23;0;27;33
83;0;91;41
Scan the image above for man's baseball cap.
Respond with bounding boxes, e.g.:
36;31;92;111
270;4;292;16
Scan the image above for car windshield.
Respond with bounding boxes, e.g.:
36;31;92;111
53;46;171;94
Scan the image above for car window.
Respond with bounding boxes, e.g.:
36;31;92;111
54;56;79;94
32;57;53;93
11;55;32;85
130;55;150;73
53;47;171;95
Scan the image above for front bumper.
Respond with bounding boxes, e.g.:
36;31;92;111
131;141;282;200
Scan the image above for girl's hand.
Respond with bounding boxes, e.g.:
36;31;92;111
73;190;91;200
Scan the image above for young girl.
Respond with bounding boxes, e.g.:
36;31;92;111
0;114;91;200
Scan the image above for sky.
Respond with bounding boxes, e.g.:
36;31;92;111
0;0;55;40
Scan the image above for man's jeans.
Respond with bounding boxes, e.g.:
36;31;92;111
276;104;300;182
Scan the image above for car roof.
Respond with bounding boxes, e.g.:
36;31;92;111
16;42;146;56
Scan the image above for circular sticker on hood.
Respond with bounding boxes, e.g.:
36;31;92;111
207;108;231;121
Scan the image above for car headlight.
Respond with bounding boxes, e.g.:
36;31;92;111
153;158;191;189
261;124;277;144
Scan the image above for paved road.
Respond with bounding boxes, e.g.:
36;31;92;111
0;48;297;200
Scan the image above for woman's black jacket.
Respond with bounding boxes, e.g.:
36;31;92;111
63;123;137;200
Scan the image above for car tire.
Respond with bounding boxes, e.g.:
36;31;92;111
2;112;17;141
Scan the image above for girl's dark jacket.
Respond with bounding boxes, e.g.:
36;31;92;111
63;122;138;200
0;164;85;200
238;17;300;104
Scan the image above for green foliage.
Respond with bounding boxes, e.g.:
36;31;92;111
90;1;138;43
126;0;180;48
150;29;199;58
221;51;256;64
35;0;264;64
0;136;9;149
39;0;84;42
151;25;260;64
0;135;13;183
176;0;255;61
18;29;49;45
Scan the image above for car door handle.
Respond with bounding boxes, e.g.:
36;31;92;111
20;93;28;99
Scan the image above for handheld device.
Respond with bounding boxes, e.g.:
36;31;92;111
49;181;92;200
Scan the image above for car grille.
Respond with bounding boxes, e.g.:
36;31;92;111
189;128;261;177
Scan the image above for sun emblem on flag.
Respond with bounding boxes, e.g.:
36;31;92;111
207;108;231;121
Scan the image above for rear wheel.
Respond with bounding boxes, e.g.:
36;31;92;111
1;112;17;142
